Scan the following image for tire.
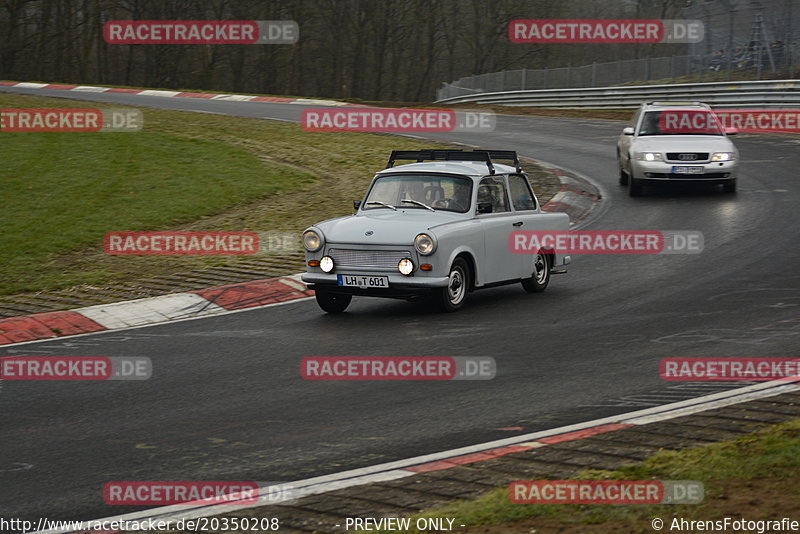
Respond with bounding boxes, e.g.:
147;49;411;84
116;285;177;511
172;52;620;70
618;155;629;185
722;179;737;193
315;289;352;313
619;167;629;185
628;174;644;197
521;253;551;293
434;257;470;312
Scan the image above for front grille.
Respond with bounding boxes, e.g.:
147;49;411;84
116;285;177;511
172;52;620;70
328;248;412;269
666;152;709;161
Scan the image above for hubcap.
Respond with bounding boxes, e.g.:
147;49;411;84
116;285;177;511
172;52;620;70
448;267;465;304
534;254;548;284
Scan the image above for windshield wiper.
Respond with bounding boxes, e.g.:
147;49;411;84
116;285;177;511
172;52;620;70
400;198;435;211
366;201;397;211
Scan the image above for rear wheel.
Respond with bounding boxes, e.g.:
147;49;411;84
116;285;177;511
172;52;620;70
522;253;550;293
315;289;352;313
434;258;470;312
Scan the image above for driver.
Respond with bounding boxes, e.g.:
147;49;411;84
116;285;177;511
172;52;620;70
447;180;472;211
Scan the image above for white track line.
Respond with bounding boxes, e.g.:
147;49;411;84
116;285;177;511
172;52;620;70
35;377;800;533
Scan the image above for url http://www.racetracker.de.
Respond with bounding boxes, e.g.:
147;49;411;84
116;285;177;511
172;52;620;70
1;516;282;533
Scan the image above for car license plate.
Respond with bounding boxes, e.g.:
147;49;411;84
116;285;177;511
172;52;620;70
337;274;389;288
672;166;704;174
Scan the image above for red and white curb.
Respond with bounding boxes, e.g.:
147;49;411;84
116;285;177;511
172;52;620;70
38;377;800;534
0;275;312;346
537;158;604;227
0;81;364;107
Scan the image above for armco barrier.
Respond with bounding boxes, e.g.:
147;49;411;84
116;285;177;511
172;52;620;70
435;79;800;109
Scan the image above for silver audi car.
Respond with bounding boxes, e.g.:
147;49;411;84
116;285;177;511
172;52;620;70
617;101;739;196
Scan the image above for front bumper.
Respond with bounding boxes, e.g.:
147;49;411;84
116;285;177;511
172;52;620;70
631;160;737;183
302;272;449;288
302;272;450;298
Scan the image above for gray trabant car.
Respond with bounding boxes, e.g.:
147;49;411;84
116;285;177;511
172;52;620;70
301;150;570;313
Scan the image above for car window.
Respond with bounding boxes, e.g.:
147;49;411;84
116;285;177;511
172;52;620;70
477;176;510;213
638;111;663;135
508;174;537;211
638;110;724;136
630;107;642;127
364;174;473;213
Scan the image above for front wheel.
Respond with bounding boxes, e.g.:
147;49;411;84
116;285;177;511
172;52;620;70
522;253;550;293
722;179;737;193
618;156;629;185
628;174;644;197
315;289;352;313
434;258;470;312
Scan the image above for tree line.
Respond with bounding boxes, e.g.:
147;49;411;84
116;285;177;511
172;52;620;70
0;0;686;102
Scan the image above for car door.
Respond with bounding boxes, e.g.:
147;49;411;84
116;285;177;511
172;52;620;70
477;175;520;283
618;106;642;171
507;173;565;277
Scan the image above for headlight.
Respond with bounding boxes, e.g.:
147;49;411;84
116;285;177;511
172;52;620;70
398;258;414;275
711;152;735;162
303;229;323;252
414;233;437;255
320;256;334;273
636;152;664;161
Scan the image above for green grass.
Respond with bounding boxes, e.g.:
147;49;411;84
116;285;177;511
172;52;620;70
378;417;800;532
1;132;310;293
0;92;448;295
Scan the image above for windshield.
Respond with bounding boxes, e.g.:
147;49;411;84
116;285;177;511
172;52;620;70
363;174;473;213
638;110;725;136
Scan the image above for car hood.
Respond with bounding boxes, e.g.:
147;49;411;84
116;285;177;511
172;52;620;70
632;135;736;153
315;210;464;246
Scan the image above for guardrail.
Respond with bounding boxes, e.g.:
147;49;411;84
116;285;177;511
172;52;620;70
435;80;800;109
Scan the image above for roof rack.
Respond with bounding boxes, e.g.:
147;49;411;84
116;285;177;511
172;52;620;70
386;150;521;175
646;100;705;106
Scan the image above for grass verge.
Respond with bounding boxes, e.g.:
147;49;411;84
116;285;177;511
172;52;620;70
0;92;448;295
0;92;561;298
383;417;800;533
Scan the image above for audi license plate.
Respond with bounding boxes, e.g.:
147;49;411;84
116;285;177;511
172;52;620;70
672;166;704;174
337;274;389;288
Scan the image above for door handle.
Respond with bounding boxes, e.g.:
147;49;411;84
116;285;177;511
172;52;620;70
512;221;524;227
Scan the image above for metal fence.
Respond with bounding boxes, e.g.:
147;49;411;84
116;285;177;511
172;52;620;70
435;80;800;110
437;49;799;101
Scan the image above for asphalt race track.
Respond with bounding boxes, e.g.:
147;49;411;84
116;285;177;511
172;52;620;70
1;86;799;523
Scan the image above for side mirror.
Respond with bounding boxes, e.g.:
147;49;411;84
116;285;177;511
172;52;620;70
477;202;493;214
622;127;635;136
353;200;362;210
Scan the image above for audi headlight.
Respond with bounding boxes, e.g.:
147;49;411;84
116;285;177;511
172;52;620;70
414;233;437;255
303;229;323;252
636;152;664;161
320;256;334;273
398;258;414;276
711;152;735;162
